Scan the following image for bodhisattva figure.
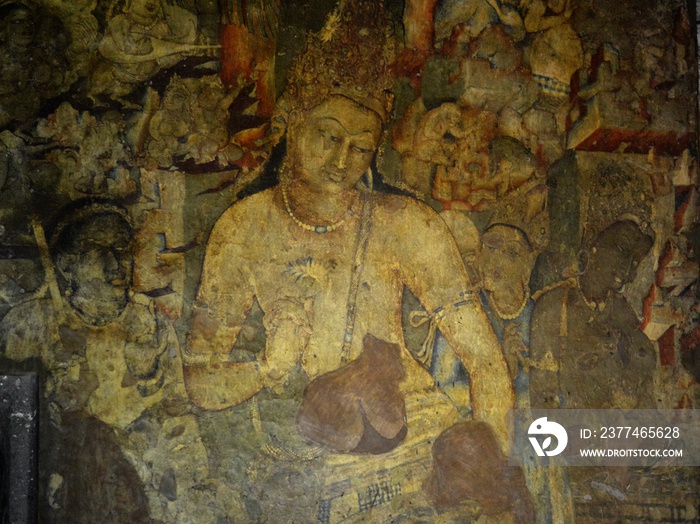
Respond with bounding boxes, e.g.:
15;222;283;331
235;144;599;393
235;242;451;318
184;1;515;521
88;0;219;107
0;199;227;523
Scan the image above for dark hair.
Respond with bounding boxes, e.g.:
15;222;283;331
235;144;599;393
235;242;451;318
592;220;655;262
48;198;133;258
483;223;534;252
488;136;535;175
0;2;31;20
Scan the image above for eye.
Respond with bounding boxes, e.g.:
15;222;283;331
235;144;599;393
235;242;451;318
329;135;341;143
351;145;372;154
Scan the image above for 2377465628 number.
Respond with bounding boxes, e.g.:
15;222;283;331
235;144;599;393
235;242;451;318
599;427;680;439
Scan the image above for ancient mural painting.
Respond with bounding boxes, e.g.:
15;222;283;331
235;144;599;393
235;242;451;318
0;0;698;522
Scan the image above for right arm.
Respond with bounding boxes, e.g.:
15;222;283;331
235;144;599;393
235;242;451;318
183;207;265;410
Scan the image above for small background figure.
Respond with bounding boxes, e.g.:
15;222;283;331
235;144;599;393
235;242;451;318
89;0;218;107
0;0;69;130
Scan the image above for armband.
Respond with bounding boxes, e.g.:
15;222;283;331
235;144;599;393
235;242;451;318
408;291;476;366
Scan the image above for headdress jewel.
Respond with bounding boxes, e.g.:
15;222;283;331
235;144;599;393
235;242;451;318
283;0;396;122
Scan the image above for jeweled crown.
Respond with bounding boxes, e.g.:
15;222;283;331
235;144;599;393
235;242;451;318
283;0;396;122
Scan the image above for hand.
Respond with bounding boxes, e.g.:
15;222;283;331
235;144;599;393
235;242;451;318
261;297;313;392
123;304;165;378
49;360;99;412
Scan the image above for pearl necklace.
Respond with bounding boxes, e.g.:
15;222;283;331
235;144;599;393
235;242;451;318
488;286;529;320
124;10;160;31
281;186;353;234
576;274;604;311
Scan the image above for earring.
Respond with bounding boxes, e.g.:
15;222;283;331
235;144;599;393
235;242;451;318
364;167;374;190
521;275;530;293
576;249;589;275
279;157;292;185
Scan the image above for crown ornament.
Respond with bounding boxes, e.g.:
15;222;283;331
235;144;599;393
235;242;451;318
49;199;133;250
581;162;654;247
283;0;396;122
488;181;550;253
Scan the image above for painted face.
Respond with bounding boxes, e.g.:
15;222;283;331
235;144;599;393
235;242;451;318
128;0;161;20
480;224;535;294
587;221;653;294
2;7;33;48
163;90;188;111
547;0;567;14
67;215;134;295
288;96;382;194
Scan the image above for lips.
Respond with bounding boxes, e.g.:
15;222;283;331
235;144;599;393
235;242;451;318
613;275;627;292
324;168;346;183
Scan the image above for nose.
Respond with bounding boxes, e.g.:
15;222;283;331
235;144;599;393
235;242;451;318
102;249;120;273
332;140;350;170
618;256;638;284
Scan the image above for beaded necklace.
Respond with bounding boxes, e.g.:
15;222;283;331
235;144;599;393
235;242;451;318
576;274;605;311
281;186;355;234
488;285;530;320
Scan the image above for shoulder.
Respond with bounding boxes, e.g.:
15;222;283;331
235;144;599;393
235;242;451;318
0;298;57;360
218;189;274;221
164;6;198;27
202;190;277;272
163;6;198;42
374;193;445;230
531;281;571;326
209;190;275;239
106;14;131;34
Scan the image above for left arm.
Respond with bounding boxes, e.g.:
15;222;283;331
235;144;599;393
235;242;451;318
393;200;514;449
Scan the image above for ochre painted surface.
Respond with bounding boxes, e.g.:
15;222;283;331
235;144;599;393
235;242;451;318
0;0;698;522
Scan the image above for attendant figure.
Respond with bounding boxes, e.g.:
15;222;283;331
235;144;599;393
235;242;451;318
529;219;656;410
0;199;225;523
527;217;656;523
